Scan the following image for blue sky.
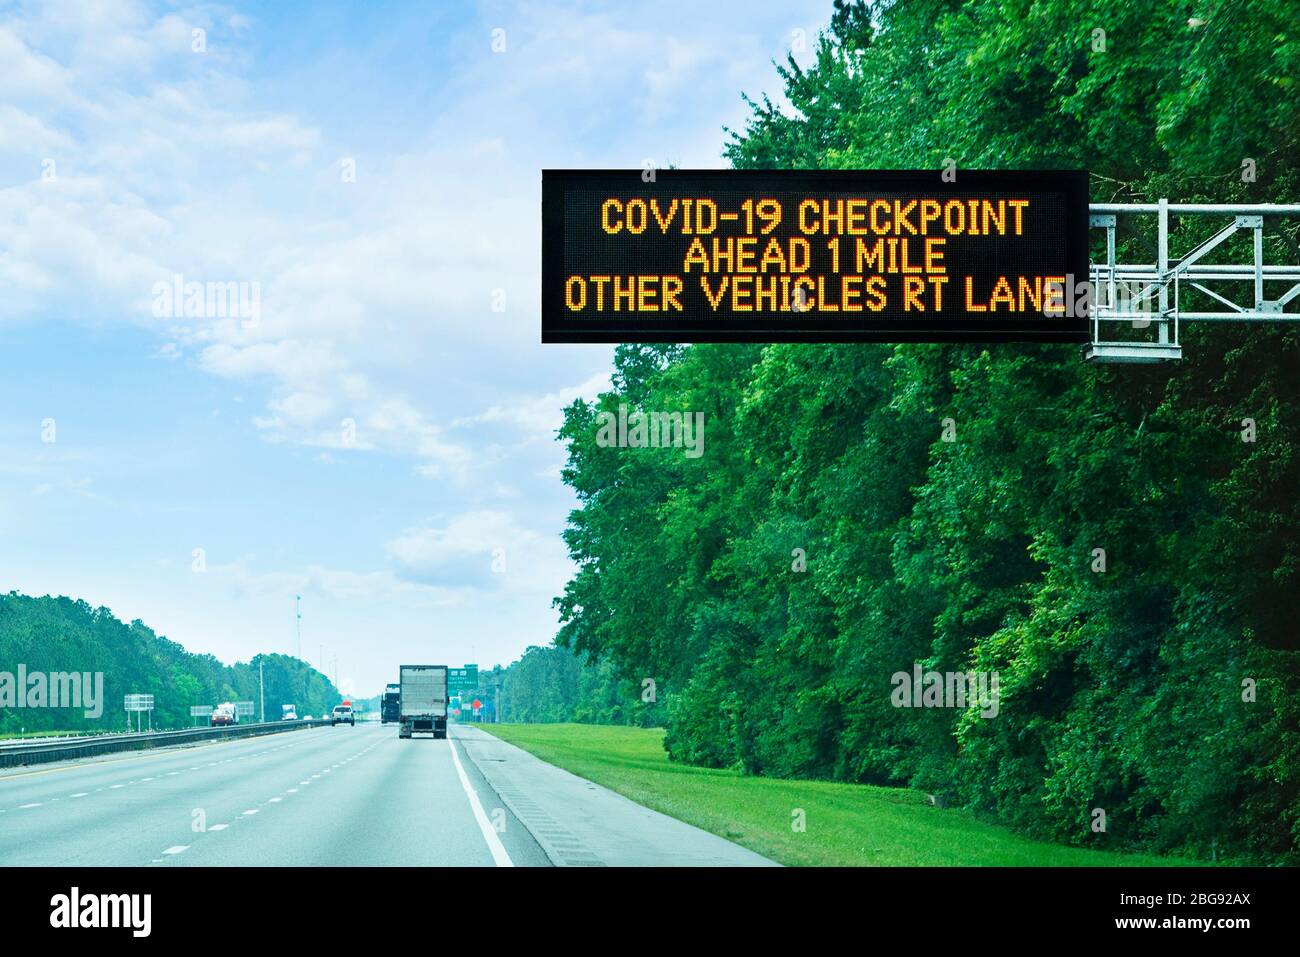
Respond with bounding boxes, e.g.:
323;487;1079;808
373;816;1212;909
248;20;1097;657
0;0;830;695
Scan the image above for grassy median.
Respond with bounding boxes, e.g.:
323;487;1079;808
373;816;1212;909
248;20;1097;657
475;723;1190;867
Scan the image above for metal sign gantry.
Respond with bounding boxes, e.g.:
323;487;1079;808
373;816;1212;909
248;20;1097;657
1086;201;1300;362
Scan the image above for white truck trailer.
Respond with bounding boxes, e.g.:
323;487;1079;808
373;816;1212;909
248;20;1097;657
398;665;448;739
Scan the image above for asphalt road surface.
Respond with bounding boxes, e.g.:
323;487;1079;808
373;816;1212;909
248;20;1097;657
0;723;774;867
0;723;548;866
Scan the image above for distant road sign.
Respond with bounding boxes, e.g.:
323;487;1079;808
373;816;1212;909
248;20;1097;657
189;705;214;717
235;701;255;718
124;694;154;712
449;666;479;696
472;699;481;711
452;665;483;696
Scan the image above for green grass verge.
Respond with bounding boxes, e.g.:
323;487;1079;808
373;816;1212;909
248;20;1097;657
476;723;1192;867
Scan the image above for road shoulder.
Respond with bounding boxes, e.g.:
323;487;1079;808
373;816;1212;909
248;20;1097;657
452;725;778;867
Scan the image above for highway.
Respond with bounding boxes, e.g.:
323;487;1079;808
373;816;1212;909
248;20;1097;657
0;723;774;867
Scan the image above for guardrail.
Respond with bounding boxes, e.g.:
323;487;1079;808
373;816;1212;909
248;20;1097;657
0;719;332;770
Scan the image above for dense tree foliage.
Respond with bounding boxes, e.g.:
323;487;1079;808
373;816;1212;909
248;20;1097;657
0;592;343;733
553;0;1300;862
497;644;659;726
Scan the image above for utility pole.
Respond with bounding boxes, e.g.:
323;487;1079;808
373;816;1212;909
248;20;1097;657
259;658;265;723
295;594;302;660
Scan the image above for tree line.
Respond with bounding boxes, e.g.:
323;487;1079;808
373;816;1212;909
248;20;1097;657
0;592;342;733
497;644;659;726
549;0;1300;863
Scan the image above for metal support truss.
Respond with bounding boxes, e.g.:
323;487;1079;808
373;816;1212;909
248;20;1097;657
1085;201;1300;362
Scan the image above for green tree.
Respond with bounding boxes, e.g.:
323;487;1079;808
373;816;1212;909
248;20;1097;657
551;0;1300;863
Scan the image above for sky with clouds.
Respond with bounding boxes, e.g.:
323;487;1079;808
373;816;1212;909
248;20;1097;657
0;0;830;695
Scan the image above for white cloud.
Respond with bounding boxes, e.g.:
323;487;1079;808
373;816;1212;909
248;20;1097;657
0;24;70;97
0;0;809;484
0;0;829;688
205;559;463;607
457;371;609;436
0;103;72;154
387;509;571;593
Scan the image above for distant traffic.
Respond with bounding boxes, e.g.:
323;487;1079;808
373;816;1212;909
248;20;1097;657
183;662;490;735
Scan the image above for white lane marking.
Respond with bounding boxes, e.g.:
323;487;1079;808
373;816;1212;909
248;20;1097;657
286;788;299;793
19;802;41;809
448;737;513;868
162;845;189;855
209;824;228;831
110;784;124;789
69;792;89;798
242;809;258;816
268;797;282;803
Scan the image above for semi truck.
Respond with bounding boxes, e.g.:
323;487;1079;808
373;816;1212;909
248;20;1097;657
381;683;401;724
398;665;448;739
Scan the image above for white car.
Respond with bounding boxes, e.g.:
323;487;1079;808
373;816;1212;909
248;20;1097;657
302;714;314;721
331;705;355;726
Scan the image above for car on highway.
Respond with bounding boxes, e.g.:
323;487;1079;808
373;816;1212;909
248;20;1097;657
331;703;355;726
302;714;313;721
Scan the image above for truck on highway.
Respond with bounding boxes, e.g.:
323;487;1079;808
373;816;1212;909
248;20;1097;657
381;683;401;724
398;665;448;739
281;704;298;721
210;702;238;726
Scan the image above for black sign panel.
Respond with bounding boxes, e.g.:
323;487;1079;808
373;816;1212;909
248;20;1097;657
542;169;1090;343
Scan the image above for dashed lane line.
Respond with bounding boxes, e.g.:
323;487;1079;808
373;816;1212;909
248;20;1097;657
147;739;383;865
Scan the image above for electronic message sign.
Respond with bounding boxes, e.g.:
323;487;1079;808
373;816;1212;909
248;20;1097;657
542;169;1089;343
